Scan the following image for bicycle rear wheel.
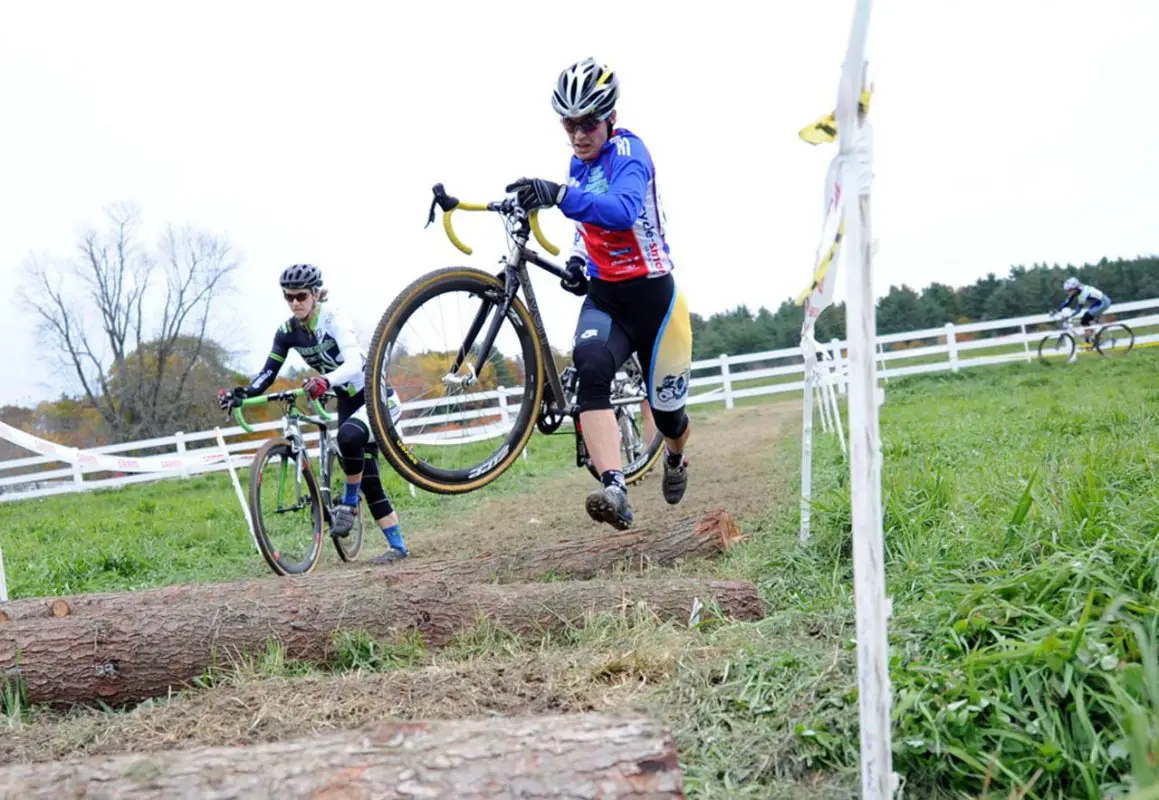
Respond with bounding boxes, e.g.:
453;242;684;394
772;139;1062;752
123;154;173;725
1094;323;1134;356
364;267;545;494
584;399;664;485
1037;332;1075;361
325;448;364;562
248;438;324;576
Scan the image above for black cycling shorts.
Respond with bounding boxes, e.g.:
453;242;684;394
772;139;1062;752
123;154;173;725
572;273;693;412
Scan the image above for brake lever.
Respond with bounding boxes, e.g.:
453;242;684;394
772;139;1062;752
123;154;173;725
426;183;459;228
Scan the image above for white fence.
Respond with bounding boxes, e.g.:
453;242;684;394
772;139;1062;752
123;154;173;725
1;298;1155;504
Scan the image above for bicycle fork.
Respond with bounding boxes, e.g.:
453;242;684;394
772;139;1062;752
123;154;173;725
443;268;519;390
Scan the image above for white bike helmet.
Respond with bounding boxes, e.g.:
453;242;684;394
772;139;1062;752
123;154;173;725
552;58;619;120
1063;276;1080;291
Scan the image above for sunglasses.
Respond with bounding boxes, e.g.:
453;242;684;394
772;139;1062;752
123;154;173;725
561;116;603;135
283;291;311;303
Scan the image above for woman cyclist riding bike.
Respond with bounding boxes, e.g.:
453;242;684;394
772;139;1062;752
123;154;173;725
505;57;694;530
218;264;410;565
1056;276;1112;343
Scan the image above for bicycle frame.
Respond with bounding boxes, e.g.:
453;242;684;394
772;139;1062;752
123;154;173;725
428;184;578;421
1051;313;1100;341
233;389;338;516
423;184;660;479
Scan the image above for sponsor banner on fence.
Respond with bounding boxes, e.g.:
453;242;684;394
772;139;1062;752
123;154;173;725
0;421;231;474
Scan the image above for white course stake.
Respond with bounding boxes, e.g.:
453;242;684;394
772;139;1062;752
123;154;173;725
0;535;8;602
215;427;261;555
826;373;847;456
834;1;897;796
799;360;816;543
816;376;832;434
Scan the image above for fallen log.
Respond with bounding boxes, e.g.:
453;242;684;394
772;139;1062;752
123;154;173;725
1;577;763;706
0;711;684;799
0;508;742;623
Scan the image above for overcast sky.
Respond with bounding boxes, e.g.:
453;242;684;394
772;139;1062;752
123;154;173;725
2;0;1156;409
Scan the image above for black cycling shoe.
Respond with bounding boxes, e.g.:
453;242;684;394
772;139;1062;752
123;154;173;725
585;484;634;530
662;452;688;505
330;503;356;538
369;547;409;565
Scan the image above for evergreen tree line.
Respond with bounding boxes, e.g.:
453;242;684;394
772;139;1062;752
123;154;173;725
690;256;1159;361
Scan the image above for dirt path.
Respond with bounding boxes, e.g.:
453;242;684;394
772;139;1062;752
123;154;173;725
2;399;802;768
409;400;799;561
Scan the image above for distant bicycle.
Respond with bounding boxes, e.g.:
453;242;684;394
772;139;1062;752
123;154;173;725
1037;311;1134;361
229;388;364;575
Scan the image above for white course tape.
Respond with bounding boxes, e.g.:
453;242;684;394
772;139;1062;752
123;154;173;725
0;421;232;473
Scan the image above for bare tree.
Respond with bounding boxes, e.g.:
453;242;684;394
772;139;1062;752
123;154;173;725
19;202;240;441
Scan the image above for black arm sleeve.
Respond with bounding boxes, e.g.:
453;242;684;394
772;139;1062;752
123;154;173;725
244;329;290;396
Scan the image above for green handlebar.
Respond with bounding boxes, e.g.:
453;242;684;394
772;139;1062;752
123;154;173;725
309;397;332;421
233;405;255;434
232;387;333;433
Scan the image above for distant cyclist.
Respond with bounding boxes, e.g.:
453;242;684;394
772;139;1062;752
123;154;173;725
1056;277;1112;342
505;57;693;531
217;264;409;565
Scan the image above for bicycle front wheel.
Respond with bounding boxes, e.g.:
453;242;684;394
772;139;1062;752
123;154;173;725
1038;332;1075;361
364;267;545;494
1095;323;1134;356
247;438;324;576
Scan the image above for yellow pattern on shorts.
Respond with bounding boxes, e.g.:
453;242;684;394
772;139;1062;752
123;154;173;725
649;288;693;412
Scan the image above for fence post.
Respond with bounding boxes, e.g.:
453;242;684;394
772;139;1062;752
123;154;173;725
72;460;83;487
1020;322;1031;362
877;341;888;382
174;431;190;478
496;386;509;426
719;354;734;410
945;323;959;373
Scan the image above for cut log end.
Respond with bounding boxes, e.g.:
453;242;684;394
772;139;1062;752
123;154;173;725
49;599;70;618
0;610;9;623
695;508;746;549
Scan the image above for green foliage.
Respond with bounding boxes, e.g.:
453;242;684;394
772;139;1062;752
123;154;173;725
691;255;1158;360
745;351;1159;798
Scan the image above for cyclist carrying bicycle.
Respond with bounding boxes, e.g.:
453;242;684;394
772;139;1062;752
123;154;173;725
1055;276;1112;342
505;58;693;530
218;264;410;565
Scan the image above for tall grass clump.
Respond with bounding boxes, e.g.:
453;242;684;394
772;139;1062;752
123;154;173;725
787;354;1159;798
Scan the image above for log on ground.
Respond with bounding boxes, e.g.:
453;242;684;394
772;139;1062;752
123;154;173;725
1;577;763;706
0;711;684;799
0;508;743;624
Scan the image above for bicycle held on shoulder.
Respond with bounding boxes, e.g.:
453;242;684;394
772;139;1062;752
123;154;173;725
229;388;364;575
360;183;664;495
1037;310;1134;361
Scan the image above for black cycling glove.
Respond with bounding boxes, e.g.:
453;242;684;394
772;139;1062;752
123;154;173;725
560;257;589;296
505;177;567;211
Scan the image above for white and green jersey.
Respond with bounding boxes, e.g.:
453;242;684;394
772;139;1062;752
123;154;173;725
246;305;365;396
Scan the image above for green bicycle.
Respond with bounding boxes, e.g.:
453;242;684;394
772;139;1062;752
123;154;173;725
231;388;364;575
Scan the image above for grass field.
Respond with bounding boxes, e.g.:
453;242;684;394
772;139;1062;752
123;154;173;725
0;429;581;598
4;350;1159;798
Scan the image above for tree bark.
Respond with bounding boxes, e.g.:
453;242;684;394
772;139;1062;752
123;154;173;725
0;712;685;799
0;508;743;623
0;577;762;706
